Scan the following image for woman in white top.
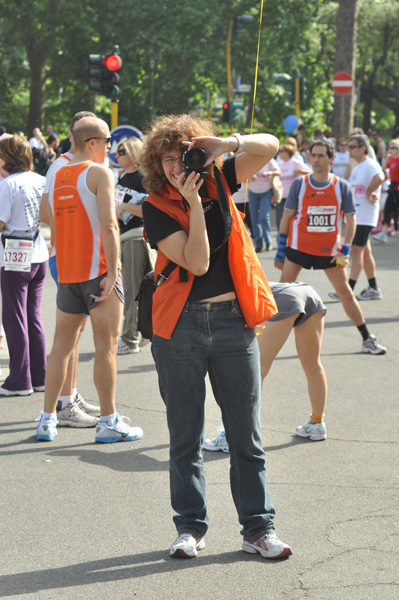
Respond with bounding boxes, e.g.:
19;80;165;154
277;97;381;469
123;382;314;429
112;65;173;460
247;159;280;251
0;135;48;396
276;143;311;232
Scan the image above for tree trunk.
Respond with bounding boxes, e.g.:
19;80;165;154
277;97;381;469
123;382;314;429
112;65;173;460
27;61;47;136
361;84;373;134
331;0;359;139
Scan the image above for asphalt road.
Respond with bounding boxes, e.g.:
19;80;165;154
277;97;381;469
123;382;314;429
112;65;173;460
1;223;398;599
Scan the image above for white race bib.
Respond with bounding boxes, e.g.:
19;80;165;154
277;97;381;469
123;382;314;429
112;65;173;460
307;205;337;232
4;238;34;272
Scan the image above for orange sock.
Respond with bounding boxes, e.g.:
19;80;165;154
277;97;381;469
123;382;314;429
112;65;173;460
310;413;324;424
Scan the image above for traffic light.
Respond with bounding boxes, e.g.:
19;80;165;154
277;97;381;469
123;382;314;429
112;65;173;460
88;54;105;93
223;101;230;123
88;46;123;99
300;75;307;104
103;48;123;99
273;73;295;102
232;15;253;36
229;101;244;125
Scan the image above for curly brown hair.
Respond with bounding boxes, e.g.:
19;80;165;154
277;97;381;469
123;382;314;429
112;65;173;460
141;114;223;193
0;135;33;174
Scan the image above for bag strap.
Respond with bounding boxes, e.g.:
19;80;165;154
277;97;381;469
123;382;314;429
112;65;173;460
2;230;39;249
210;164;232;253
155;261;178;286
155;166;232;285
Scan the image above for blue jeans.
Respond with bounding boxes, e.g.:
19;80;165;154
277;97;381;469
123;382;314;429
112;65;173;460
151;299;276;541
248;188;273;249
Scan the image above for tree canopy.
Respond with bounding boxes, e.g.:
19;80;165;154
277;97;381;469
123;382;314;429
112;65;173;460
0;0;398;140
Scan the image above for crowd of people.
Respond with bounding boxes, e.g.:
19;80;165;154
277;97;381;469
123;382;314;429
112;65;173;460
0;115;394;562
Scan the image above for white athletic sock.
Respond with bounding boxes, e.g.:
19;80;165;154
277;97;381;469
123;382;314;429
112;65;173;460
100;412;117;425
72;387;78;399
42;411;57;421
57;394;74;411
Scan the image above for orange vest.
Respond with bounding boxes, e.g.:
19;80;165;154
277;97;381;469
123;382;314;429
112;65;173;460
144;173;278;339
52;161;107;283
49;154;72;258
288;174;343;256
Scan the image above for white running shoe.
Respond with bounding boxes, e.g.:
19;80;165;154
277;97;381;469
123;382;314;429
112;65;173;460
203;426;229;453
57;401;98;427
0;386;33;397
95;413;143;443
356;287;383;301
296;419;327;441
243;531;292;559
372;231;388;243
75;393;100;417
362;335;387;355
36;414;58;442
117;339;139;355
170;534;205;558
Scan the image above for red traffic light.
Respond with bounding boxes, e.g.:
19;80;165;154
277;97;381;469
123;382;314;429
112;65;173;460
223;102;229;110
103;54;122;71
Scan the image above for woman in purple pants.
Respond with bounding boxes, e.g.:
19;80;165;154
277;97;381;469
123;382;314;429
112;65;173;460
0;135;48;396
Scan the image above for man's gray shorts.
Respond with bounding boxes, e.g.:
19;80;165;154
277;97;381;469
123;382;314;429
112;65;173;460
269;282;326;327
57;271;124;315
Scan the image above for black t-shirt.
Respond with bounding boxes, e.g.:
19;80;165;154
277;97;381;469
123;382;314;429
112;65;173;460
116;170;146;234
142;157;239;301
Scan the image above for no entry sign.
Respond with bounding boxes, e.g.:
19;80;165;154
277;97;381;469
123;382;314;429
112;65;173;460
332;72;354;95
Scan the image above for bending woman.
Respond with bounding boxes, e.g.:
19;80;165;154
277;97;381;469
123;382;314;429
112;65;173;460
142;114;292;561
204;282;328;454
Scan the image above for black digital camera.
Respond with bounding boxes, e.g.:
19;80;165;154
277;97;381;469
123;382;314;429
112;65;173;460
180;147;208;180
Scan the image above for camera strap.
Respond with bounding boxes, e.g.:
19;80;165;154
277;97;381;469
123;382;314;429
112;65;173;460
168;164;233;283
212;163;232;252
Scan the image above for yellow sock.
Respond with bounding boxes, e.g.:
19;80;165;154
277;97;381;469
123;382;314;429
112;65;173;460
310;413;323;424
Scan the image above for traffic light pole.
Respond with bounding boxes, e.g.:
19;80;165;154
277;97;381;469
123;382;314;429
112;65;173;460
294;68;301;120
226;19;234;134
111;101;118;130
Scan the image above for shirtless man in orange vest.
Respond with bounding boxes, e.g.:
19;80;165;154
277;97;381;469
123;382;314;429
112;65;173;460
274;139;386;355
37;117;143;443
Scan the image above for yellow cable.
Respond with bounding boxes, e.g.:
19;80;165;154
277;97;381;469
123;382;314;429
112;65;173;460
250;0;264;136
244;0;264;205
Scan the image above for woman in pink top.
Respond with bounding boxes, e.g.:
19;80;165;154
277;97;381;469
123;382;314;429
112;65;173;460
276;143;311;232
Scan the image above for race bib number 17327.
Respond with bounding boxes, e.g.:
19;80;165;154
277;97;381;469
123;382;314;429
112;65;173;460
4;238;34;272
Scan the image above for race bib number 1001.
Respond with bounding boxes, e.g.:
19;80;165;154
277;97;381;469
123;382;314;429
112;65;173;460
4;238;34;272
307;205;337;232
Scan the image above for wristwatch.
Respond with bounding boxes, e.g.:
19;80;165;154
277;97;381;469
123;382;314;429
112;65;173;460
231;132;244;155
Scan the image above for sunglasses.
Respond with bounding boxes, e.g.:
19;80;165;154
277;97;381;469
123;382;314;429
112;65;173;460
389;146;398;150
348;145;359;149
84;136;111;143
116;148;127;156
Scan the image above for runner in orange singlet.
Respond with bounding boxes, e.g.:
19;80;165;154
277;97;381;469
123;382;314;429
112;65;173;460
274;139;386;356
37;117;144;443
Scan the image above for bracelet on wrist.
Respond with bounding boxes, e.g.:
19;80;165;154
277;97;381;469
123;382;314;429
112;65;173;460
231;132;244;155
339;244;351;256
